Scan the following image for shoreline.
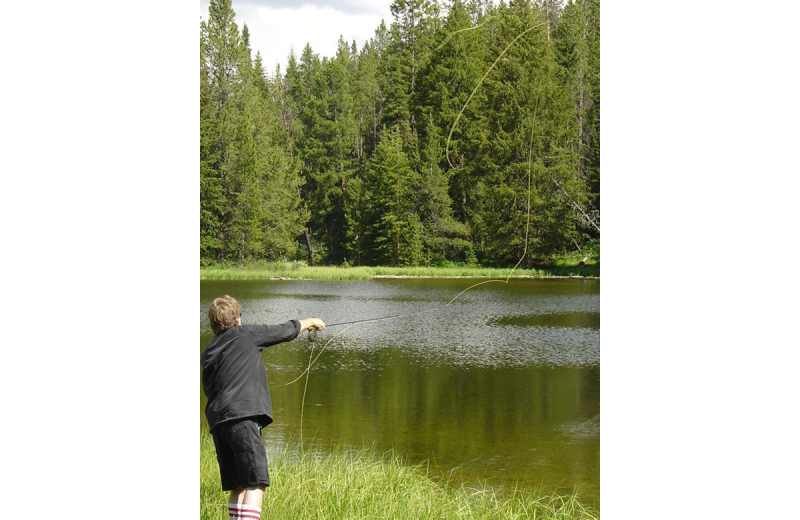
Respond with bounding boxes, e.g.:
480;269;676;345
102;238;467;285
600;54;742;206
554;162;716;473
373;274;597;279
201;274;600;281
200;262;599;281
252;274;599;280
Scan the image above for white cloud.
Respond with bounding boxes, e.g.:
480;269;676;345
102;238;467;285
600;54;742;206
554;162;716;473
234;0;389;16
199;0;395;76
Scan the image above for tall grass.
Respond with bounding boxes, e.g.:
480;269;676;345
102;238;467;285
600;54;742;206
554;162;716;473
201;433;598;520
200;261;599;281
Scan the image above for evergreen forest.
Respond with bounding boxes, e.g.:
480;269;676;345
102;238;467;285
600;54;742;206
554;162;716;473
200;0;599;267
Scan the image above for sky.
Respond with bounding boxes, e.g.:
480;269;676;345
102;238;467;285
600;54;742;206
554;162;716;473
199;0;396;76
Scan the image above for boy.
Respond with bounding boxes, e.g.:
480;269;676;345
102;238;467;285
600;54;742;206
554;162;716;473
202;295;325;520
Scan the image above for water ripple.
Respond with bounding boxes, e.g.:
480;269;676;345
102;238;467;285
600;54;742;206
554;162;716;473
201;279;600;368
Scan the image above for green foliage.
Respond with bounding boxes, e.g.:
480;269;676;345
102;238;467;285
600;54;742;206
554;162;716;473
200;0;306;263
361;127;423;265
200;0;600;267
199;95;225;260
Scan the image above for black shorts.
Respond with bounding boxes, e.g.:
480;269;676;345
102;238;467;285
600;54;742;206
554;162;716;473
211;418;270;491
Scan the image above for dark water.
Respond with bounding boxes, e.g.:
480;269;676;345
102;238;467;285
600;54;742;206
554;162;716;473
200;278;599;506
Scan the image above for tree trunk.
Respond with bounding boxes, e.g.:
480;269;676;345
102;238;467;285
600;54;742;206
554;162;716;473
304;230;314;265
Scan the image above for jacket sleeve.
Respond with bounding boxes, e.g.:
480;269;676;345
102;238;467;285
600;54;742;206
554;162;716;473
244;321;301;349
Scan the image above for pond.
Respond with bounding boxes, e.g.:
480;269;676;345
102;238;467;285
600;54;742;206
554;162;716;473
200;278;599;507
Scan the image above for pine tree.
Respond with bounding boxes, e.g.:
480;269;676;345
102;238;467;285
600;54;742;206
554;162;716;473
242;27;307;261
200;0;242;261
554;0;600;241
465;0;583;263
417;0;490;262
417;112;472;263
201;1;306;264
362;127;422;265
200;18;226;262
201;0;599;265
583;0;600;231
302;38;360;264
384;0;440;136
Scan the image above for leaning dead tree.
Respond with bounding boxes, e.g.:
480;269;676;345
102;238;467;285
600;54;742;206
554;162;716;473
551;177;600;233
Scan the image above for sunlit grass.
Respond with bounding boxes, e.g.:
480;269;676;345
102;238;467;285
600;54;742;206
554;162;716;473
201;432;598;520
200;260;599;280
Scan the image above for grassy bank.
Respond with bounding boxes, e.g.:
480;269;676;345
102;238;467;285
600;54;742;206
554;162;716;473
200;259;599;281
201;433;598;520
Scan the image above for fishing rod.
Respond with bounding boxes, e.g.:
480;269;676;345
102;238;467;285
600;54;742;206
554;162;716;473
307;315;412;342
306;258;539;343
307;308;441;341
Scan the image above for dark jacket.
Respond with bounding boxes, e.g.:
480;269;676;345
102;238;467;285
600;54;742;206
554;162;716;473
201;321;300;431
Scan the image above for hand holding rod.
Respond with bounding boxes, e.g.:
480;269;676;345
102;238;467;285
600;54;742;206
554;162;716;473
307;317;386;342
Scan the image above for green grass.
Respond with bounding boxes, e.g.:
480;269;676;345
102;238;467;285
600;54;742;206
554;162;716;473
201;433;598;520
200;259;599;281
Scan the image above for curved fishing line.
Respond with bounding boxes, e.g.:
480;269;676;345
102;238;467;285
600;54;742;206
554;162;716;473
287;324;355;387
289;235;533;446
295;323;355;447
290;18;545;446
298;337;313;447
446;20;548;168
434;15;495;53
436;76;541;304
286;302;448;390
289;78;543;389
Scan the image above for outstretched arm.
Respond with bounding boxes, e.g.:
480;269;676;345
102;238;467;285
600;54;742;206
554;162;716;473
245;318;325;348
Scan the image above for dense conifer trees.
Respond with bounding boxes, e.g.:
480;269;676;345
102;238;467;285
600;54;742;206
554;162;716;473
200;0;599;266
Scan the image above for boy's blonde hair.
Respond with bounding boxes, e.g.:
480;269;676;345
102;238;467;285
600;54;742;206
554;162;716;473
208;295;242;334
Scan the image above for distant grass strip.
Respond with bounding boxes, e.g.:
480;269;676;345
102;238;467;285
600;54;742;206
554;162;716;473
201;433;598;520
200;261;598;281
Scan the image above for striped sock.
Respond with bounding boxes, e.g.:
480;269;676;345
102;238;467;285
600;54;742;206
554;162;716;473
228;503;261;520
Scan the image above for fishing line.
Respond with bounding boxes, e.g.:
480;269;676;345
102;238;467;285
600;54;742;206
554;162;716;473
297;323;355;447
434;15;495;53
290;17;547;446
291;122;540;449
445;20;548;168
